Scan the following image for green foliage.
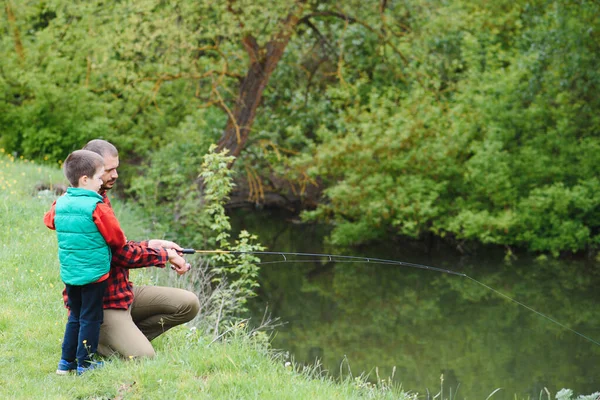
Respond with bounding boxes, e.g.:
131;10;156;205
513;180;600;256
131;144;264;314
556;389;600;400
299;83;462;246
2;0;600;254
280;0;600;255
195;146;264;307
0;0;293;168
126;108;223;237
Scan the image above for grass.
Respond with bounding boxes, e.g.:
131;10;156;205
0;152;412;400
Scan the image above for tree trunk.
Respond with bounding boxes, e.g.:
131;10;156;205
217;9;302;162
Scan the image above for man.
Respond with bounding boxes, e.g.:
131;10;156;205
74;139;200;358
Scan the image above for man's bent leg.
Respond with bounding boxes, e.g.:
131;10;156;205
98;308;156;358
130;286;200;341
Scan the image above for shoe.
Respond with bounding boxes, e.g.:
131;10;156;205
76;361;104;375
56;359;77;375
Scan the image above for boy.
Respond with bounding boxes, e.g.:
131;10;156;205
44;150;126;374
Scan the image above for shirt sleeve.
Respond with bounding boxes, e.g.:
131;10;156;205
111;240;169;269
98;193;169;269
43;201;57;230
93;202;127;250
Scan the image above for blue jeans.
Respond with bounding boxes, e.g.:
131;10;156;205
62;280;107;367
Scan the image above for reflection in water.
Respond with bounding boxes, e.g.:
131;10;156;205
230;208;600;399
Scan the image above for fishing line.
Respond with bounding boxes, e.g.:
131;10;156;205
181;248;600;347
465;276;600;347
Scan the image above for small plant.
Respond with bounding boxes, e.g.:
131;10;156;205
147;145;265;335
193;146;264;314
556;388;600;400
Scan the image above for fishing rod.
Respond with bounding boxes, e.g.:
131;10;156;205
180;248;600;347
181;249;465;276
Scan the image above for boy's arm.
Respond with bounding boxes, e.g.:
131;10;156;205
97;194;174;270
93;203;171;269
93;202;127;249
43;201;57;230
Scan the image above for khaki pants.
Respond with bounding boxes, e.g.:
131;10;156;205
97;286;200;358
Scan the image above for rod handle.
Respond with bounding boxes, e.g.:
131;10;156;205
181;248;196;254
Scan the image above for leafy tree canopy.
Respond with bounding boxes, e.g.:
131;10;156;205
1;0;599;255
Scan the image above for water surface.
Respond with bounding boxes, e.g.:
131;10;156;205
231;209;600;399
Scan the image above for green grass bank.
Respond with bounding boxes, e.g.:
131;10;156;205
0;153;411;399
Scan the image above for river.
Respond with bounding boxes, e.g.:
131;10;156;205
230;208;600;399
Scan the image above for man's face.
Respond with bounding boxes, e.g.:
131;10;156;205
101;154;119;191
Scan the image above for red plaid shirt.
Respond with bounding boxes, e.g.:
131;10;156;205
58;194;169;310
95;239;168;309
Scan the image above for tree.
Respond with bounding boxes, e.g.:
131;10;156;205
216;2;305;160
0;1;408;164
2;0;599;254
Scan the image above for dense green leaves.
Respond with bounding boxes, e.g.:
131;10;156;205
285;0;600;255
1;0;599;255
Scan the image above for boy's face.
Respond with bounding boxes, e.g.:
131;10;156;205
79;166;105;193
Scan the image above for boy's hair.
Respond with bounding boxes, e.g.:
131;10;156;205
63;150;104;187
83;139;118;158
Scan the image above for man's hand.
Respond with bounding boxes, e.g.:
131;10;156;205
166;248;191;276
148;239;183;252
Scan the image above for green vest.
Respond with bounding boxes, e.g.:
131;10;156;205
55;187;111;285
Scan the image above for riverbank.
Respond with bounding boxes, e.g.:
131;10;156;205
0;153;411;399
2;153;594;399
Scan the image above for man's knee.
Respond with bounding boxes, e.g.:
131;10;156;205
181;290;200;322
130;345;156;359
98;339;156;359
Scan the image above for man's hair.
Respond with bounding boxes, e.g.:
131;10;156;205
83;139;118;157
63;150;104;187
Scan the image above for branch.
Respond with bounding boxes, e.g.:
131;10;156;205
298;17;338;55
300;9;409;67
242;35;261;64
380;0;388;13
298;11;358;25
226;0;245;30
380;0;388;36
5;0;25;63
212;85;241;144
336;16;349;86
